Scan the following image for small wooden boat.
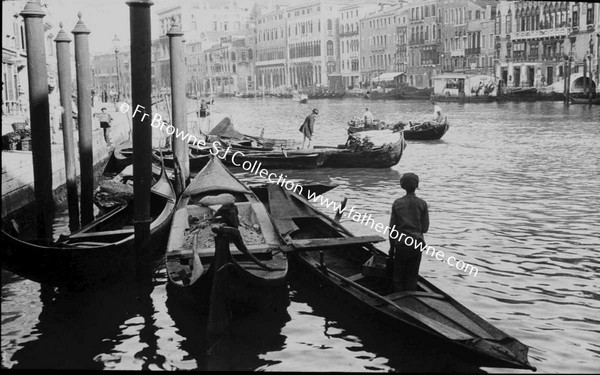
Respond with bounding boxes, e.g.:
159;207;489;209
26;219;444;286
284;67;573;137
153;148;211;172
310;134;405;168
262;185;536;371
569;96;600;105
400;119;450;141
165;157;287;324
104;141;134;174
224;151;327;170
1;166;176;289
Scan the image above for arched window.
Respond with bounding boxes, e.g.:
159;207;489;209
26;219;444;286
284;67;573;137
327;40;334;56
506;9;512;33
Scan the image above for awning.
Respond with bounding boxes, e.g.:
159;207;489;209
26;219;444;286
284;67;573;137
372;72;404;82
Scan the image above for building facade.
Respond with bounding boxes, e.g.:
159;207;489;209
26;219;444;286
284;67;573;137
339;2;378;89
405;0;439;88
255;7;288;91
92;50;131;100
495;1;599;90
360;3;404;87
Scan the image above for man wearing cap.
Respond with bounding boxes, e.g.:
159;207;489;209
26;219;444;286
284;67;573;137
299;108;318;149
388;172;429;292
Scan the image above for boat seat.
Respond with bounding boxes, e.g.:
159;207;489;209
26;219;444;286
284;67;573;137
195;244;275;258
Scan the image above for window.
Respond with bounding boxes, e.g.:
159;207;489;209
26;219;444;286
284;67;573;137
572;5;579;27
587;3;594;25
327;19;332;31
327;40;334;56
506;11;512;33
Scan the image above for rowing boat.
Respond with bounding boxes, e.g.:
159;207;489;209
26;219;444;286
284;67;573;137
401;120;450;141
261;184;536;371
1;166;176;289
165;156;287;315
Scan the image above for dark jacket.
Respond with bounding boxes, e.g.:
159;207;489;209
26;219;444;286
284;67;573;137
389;192;429;246
299;113;316;138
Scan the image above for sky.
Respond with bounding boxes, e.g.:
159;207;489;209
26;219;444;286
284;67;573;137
46;0;161;54
43;0;376;54
44;0;274;54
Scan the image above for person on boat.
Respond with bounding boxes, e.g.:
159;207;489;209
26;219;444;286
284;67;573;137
363;107;374;126
388;172;429;292
299;108;318;149
432;101;444;124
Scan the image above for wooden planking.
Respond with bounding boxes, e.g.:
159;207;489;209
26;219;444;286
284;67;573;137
196;244;275;257
289;236;385;251
380;291;446;302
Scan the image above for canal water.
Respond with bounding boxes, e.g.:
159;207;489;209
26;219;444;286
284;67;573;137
2;98;599;372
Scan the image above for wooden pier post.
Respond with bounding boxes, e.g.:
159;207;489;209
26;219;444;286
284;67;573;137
20;0;54;241
583;57;588;98
167;17;190;190
55;23;79;231
128;0;154;282
71;13;94;226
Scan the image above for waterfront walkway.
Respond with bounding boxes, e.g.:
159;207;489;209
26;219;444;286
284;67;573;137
1;102;130;218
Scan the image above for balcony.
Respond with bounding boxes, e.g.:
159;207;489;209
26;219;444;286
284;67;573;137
514;27;569;40
339;31;359;37
541;53;563;61
465;47;481;56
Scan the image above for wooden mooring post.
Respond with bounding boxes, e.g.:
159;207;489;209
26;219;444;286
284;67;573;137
20;0;54;241
72;13;94;226
55;23;80;232
167;18;189;193
128;0;154;283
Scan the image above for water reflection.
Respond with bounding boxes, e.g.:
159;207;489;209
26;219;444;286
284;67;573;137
9;283;138;369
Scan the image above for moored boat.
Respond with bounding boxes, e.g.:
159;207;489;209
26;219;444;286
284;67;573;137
569;96;600;105
224;151;327;169
165;157;287;318
262;184;536;371
1;166;176;289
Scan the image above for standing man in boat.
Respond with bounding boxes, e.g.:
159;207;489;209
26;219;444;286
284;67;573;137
299;108;318;149
388;173;429;292
363;107;374;126
431;100;444;124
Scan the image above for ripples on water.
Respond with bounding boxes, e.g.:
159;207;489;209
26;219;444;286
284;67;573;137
2;98;599;372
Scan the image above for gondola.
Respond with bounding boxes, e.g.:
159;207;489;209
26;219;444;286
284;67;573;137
153;148;211;172
1;165;176;289
309;134;405;168
165;156;287;315
400;119;450;141
225;151;327;169
261;184;536;371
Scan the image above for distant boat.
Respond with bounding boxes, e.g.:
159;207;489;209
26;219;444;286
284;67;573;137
569;96;600;105
400;119;450;141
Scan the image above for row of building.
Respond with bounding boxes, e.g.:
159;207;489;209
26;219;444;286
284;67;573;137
3;0;599;110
